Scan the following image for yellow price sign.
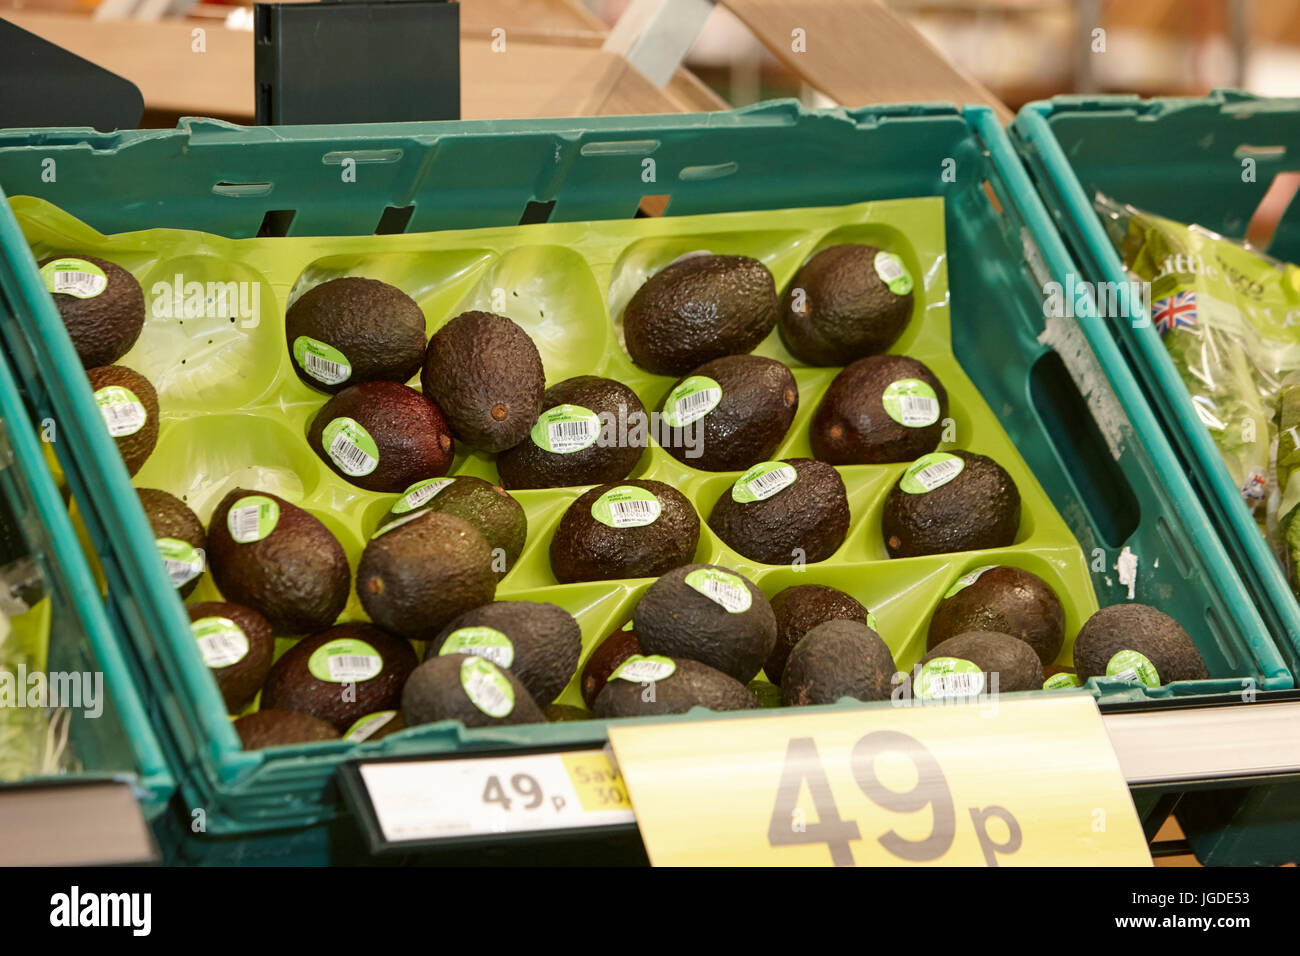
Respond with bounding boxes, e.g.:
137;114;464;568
608;694;1149;866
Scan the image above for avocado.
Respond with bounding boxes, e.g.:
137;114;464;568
634;563;776;683
420;311;545;452
343;710;406;742
426;601;582;706
549;479;700;583
1072;604;1209;686
766;584;870;684
919;631;1043;695
138;488;206;597
496;376;647;490
927;565;1065;665
778;244;914;366
377;475;527;578
402;654;544;728
593;656;758;717
86;365;158;477
623;254;778;375
811;355;948;464
707;458;850;565
746;679;783;708
208;489;350;634
657;354;798;472
580;624;641;709
781;619;896;706
544;703;592;722
358;510;497;641
39;255;144;368
882;451;1020;558
306;380;453;493
260;622;418;731
235;710;341;749
186;601;275;713
285;277;427;393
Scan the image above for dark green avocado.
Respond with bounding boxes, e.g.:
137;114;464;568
497;375;647;489
766;584;870;684
186;601;274;713
593;656;758;717
623;254;778;375
39;255;144;368
882;451;1020;558
811;354;948;464
549;479;700;583
139;488;207;598
420;311;545;452
1072;604;1208;686
207;489;350;635
657;354;798;472
920;631;1043;694
778;244;914;366
927;565;1065;665
402;654;544;728
781;619;896;706
285;276;427;393
707;458;850;565
633;563;776;683
235;710;340;749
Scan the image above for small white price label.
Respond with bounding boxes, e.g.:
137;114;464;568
358;749;634;842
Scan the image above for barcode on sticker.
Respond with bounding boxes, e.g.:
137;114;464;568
746;466;796;499
608;498;660;527
463;645;511;667
52;270;106;297
328;655;381;682
305;351;348;384
330;434;377;476
899;396;939;426
165;557;203;587
700;579;747;612
465;671;510;714
929;673;983;698
674;388;721;425
198;632;246;668
230;506;260;542
102;402;145;437
548;419;599;452
1111;668;1138;683
915;458;962;490
876;256;905;282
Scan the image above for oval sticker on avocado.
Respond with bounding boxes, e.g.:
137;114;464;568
460;656;515;718
94;385;147;437
438;626;515;668
531;404;601;454
731;461;797;503
914;657;984;700
591;485;661;528
308;638;382;683
322;417;379;477
344;710;397;742
227;495;279;543
900;452;964;494
1106;650;1160;688
662;376;722;428
1044;672;1083;690
393;477;455;515
41;257;107;299
685;567;752;613
157;537;205;588
293;335;352;386
191;616;249;669
611;654;676;682
882;379;939;428
944;565;997;599
873;251;913;296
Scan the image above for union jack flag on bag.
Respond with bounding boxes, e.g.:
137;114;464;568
1151;290;1198;334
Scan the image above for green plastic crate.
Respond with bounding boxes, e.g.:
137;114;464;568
0;102;1286;848
1010;90;1300;670
0;267;173;819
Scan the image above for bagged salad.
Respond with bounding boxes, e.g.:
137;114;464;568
1097;195;1300;593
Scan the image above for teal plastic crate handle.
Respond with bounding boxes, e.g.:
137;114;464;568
971;104;1290;687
